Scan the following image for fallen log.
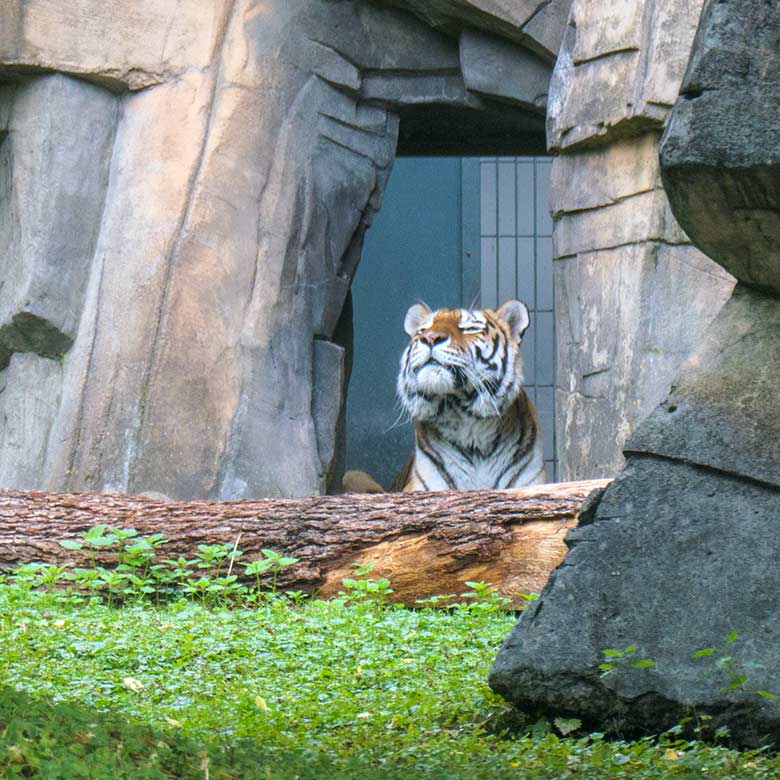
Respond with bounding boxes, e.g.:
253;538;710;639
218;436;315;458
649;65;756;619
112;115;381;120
0;480;610;608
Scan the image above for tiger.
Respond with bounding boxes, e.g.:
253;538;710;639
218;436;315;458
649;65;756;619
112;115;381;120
392;299;545;491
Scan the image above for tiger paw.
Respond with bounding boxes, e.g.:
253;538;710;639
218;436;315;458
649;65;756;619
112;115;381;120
342;470;385;494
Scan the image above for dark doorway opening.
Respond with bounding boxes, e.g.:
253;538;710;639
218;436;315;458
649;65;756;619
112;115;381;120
345;156;557;490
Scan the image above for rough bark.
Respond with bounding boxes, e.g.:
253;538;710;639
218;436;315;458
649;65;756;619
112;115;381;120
0;480;608;607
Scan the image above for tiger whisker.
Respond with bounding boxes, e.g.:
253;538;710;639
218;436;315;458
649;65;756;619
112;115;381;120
384;405;413;433
460;363;501;417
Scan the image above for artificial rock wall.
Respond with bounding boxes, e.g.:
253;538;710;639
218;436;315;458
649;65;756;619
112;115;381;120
491;0;780;741
549;0;736;480
0;0;742;496
0;0;564;499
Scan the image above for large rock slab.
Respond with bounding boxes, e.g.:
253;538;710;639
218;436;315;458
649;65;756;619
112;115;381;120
554;189;688;258
460;29;551;110
547;0;736;481
550;129;735;481
490;454;780;742
555;239;734;480
0;353;62;489
42;3;402;500
550;134;662;214
520;0;571;60
0;0;222;90
548;0;704;151
660;0;780;293
0;75;116;369
0;75;116;488
627;285;780;489
374;0;572;60
493;0;780;743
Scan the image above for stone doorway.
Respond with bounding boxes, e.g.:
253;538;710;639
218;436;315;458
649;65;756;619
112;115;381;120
0;0;567;499
0;0;737;500
346;154;556;491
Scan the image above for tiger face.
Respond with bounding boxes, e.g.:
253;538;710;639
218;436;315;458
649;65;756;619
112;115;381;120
397;300;530;422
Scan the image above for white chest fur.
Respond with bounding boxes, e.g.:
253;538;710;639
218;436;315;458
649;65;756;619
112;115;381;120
411;398;545;491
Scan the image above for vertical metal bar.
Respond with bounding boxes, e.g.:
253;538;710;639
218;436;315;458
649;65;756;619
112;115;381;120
461;159;481;308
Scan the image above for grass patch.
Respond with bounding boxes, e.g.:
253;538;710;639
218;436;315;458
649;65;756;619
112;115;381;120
2;582;779;778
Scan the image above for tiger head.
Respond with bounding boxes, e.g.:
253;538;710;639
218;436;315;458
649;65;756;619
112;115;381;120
397;300;530;421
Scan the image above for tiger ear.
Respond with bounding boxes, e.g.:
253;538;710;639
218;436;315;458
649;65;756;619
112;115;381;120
404;303;431;336
496;300;530;340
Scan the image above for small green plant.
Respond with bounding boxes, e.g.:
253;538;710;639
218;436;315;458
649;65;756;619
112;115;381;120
38;562;72;593
599;644;656;676
158;556;197;597
693;631;747;692
693;630;778;700
9;562;45;590
456;581;512;613
59;524;122;568
339;561;394;605
30;526;301;607
193;542;234;572
284;590;309;607
241;548;300;595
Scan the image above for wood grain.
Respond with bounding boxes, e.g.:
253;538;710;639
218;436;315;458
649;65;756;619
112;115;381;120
0;480;610;607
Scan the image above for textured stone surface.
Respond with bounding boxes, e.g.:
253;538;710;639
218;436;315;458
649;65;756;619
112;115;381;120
493;0;780;743
627;286;780;489
521;0;571;60
0;353;62;489
460;29;551;109
0;0;557;499
548;0;704;151
0;0;221;90
490;456;780;742
312;341;348;490
551;131;734;481
555;240;734;479
41;3;405;500
0;75;116;368
660;0;780;292
554;189;689;259
571;0;643;63
550;134;661;214
374;0;573;60
547;0;736;481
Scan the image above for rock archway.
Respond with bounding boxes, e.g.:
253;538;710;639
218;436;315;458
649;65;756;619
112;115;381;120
0;0;739;501
0;0;568;499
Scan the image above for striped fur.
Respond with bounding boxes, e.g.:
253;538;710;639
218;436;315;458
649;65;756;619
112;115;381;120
396;300;545;491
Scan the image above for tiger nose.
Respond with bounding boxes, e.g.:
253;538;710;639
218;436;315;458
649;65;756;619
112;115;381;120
421;330;447;346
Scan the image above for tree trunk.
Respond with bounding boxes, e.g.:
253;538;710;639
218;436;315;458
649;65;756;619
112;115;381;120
0;480;610;608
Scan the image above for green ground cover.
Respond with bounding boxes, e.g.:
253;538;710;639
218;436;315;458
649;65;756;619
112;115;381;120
1;529;778;778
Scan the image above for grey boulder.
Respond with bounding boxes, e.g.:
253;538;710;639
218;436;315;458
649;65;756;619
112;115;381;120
660;0;780;292
490;455;780;743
